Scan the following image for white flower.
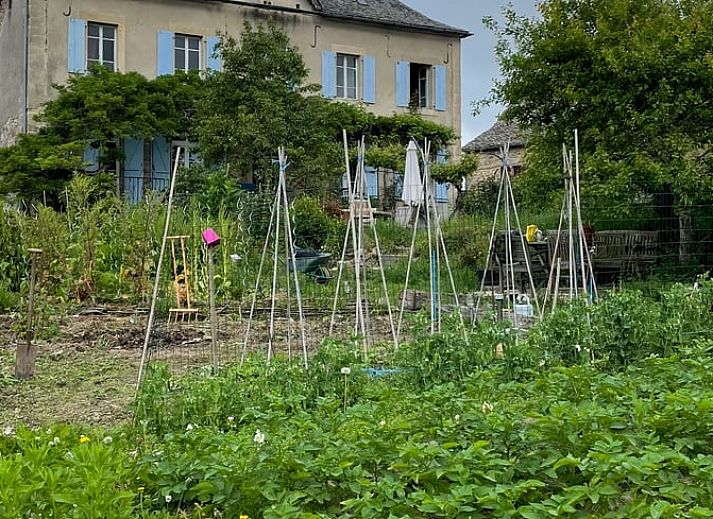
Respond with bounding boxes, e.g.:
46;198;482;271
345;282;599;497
340;367;351;376
454;414;461;422
481;401;494;414
103;436;113;445
48;436;61;447
186;424;194;432
575;344;582;353
165;494;172;504
227;416;235;423
379;420;386;427
253;429;266;445
539;359;546;367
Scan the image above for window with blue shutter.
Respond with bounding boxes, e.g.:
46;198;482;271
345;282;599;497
206;36;221;72
156;31;175;76
434;65;447;112
68;19;86;73
366;166;379;198
322;50;337;98
124;138;144;204
362;55;376;104
151;136;171;192
396;61;410;107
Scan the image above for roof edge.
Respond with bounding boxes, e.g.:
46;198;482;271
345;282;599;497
199;0;470;38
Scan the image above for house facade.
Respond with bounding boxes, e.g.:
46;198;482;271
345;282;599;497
0;0;468;203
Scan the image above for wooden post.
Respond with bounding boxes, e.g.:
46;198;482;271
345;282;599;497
207;246;218;373
16;248;42;380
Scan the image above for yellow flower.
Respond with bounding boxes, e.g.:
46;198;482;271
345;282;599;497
79;434;90;444
240;515;249;519
137;487;145;494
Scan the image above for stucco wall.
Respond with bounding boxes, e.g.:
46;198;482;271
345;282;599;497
27;0;462;152
0;0;25;146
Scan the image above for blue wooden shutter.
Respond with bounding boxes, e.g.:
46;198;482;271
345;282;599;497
434;65;447;112
362;55;376;104
157;31;174;76
151;136;171;192
322;51;337;98
124;138;144;203
68;19;86;73
365;166;378;198
396;61;410;108
435;150;449;202
206;36;221;72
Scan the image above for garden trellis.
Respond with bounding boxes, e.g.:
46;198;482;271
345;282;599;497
475;140;542;327
329;132;398;353
241;147;309;368
397;139;467;342
544;130;598;311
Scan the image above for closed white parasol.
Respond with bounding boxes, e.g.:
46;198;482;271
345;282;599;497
401;140;423;206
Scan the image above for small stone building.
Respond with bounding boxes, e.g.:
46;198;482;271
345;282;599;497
462;120;526;186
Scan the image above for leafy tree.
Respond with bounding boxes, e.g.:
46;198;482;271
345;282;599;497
196;22;343;194
489;0;713;252
0;134;82;205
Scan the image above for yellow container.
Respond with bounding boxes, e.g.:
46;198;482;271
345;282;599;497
526;225;538;243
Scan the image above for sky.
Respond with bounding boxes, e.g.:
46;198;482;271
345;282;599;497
402;0;540;146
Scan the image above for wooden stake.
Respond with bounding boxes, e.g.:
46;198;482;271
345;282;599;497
136;147;182;393
207;246;218;373
16;248;42;380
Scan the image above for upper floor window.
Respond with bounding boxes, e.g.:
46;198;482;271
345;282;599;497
87;23;117;71
410;63;431;108
336;53;358;100
175;35;202;72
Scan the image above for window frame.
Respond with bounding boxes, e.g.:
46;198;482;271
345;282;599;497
171;141;200;168
174;34;203;73
409;63;432;109
86;22;117;71
336;53;359;101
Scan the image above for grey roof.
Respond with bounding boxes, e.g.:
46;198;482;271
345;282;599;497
310;0;470;37
463;120;527;153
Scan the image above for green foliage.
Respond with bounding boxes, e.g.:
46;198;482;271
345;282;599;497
431;153;478;187
0;134;81;205
0;426;152;518
490;0;713;214
196;23;343;193
291;195;344;251
7;280;713;517
529;276;713;368
175;165;241;212
41;66;201;143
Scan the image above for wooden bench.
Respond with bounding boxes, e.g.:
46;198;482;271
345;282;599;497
593;230;658;277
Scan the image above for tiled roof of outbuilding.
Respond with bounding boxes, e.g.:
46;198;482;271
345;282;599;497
463;120;527;153
311;0;470;37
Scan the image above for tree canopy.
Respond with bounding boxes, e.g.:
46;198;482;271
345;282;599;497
490;0;713;215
